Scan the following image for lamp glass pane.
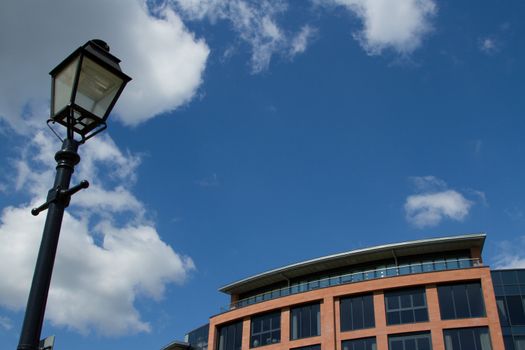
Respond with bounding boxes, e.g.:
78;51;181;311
53;57;79;116
75;56;123;119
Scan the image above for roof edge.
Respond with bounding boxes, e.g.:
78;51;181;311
219;233;486;294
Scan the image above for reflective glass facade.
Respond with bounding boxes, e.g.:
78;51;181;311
492;269;525;350
187;324;209;350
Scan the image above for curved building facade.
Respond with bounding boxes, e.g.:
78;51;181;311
170;234;510;350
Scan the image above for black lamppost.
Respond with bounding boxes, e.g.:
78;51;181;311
17;40;131;350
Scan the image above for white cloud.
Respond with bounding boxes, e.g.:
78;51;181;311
321;0;437;55
494;238;525;269
479;36;500;55
0;0;209;131
290;26;317;57
0;316;13;331
171;0;315;72
409;175;447;192
0;131;195;336
404;176;477;228
405;190;472;228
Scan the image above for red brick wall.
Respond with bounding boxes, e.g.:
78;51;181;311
209;267;504;350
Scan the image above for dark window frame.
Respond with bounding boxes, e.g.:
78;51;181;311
217;321;243;350
340;293;375;331
291;345;321;350
342;337;377;350
437;282;486;320
250;311;281;348
443;326;492;350
385;287;429;325
388;331;433;350
290;302;321;340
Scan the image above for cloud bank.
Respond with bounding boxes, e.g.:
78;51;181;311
170;0;316;73
0;0;209;130
0;132;195;335
404;176;479;228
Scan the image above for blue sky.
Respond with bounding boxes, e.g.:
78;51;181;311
0;0;524;349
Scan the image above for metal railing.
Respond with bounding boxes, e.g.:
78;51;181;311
221;258;482;313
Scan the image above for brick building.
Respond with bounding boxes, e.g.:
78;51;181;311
165;233;524;350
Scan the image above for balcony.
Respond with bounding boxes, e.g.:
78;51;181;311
221;257;482;313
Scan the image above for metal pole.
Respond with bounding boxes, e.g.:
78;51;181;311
17;139;80;350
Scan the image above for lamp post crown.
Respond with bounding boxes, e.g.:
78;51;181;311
48;39;131;142
91;39;110;52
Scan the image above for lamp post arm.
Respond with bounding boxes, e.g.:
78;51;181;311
17;139;81;350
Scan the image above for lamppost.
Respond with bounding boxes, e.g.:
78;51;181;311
17;39;131;350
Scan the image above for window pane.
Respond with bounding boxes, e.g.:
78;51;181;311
515;336;525;350
251;311;280;348
404;339;416;350
340;299;351;331
389;332;432;350
458;328;476;349
400;292;412;308
292;346;321;350
291;303;320;339
443;327;492;350
390;340;403;350
412;292;425;307
417;337;431;350
385;288;428;325
341;294;375;331
508;296;525;325
401;309;414;324
414;308;429;322
363;295;375;328
496;297;509;326
387;311;400;325
217;321;243;350
343;337;376;350
452;285;469;318
467;283;485;317
387;294;400;310
438;282;485;320
502;271;518;285
352;297;364;329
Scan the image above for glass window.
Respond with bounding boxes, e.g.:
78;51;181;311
438;282;486;319
291;345;321;350
385;288;428;325
340;294;375;331
217;321;242;350
443;327;492;350
342;337;377;350
388;332;432;350
507;296;525;325
496;297;510;327
515;336;525;350
502;271;519;285
291;303;321;340
251;311;280;348
188;324;209;350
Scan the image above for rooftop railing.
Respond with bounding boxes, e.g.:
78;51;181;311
221;258;482;313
